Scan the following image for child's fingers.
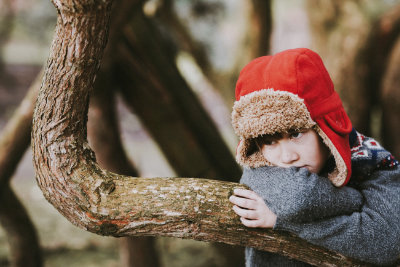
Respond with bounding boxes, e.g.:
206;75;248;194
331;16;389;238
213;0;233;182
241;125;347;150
232;205;259;219
229;195;256;209
240;217;261;228
233;188;260;200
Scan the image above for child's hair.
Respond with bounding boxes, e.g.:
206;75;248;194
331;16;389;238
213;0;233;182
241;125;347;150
253;127;309;150
231;48;353;187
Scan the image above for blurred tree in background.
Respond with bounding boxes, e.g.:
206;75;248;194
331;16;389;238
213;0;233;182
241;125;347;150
1;0;400;266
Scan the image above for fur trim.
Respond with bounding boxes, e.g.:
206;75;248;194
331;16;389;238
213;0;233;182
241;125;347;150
314;126;347;186
232;89;315;138
236;139;269;168
232;88;347;186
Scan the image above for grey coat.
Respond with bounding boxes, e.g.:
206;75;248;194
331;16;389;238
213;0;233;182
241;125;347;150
241;161;400;266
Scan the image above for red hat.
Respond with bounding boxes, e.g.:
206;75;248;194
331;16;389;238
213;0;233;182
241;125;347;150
231;48;352;187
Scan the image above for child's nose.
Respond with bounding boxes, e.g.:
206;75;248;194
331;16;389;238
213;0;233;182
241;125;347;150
279;142;299;164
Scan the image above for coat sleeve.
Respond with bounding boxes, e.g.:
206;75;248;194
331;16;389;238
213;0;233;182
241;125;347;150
240;166;363;223
273;167;400;265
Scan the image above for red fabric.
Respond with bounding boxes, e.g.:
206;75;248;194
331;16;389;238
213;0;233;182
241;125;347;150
235;48;353;186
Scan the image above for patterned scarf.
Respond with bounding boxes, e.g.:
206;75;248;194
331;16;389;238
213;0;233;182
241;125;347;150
349;129;399;182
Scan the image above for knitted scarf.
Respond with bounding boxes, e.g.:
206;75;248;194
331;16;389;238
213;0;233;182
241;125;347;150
349;129;399;183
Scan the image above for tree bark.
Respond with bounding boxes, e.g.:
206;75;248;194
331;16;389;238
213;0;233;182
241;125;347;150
88;73;160;267
0;186;42;267
31;0;383;266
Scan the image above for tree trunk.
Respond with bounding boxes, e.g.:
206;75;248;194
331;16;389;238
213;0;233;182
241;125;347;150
0;0;15;74
0;186;42;267
155;0;213;80
98;1;162;266
365;5;400;157
113;8;245;265
381;36;400;158
0;72;41;190
249;0;272;58
88;73;160;267
0;71;43;265
306;0;373;133
115;11;241;181
31;0;382;266
307;1;400;154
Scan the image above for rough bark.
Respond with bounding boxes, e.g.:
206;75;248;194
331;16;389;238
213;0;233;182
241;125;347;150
31;0;381;266
88;73;160;267
0;186;42;267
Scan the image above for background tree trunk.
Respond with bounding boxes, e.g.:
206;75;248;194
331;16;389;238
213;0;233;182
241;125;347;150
306;1;400;157
249;0;272;58
381;36;400;158
0;186;42;267
0;72;43;266
155;0;213;82
0;72;41;190
0;0;15;75
115;10;241;181
99;1;160;265
112;9;244;266
305;0;372;134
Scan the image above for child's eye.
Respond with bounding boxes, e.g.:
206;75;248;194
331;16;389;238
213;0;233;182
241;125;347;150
255;135;278;147
263;139;276;146
290;132;303;139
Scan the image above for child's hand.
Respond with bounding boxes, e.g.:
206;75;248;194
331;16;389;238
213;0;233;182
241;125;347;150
229;188;277;228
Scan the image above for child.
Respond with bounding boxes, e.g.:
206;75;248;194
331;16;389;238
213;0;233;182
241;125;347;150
228;48;400;266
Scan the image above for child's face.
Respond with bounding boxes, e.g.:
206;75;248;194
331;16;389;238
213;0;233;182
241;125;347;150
256;129;330;174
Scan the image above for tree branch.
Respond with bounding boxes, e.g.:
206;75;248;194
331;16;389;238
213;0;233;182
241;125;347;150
0;71;41;190
31;1;373;266
0;185;42;267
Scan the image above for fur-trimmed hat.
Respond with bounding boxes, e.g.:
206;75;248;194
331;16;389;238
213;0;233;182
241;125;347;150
231;48;352;187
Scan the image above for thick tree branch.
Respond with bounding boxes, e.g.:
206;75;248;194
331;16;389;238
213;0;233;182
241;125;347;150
89;72;160;267
31;0;373;266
